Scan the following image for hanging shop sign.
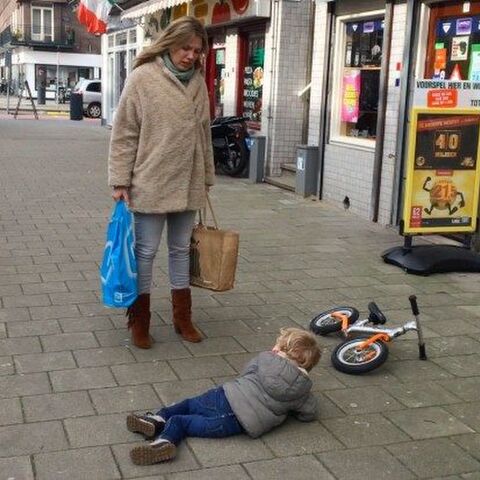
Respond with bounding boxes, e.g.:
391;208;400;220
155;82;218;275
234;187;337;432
413;79;480;108
403;108;480;234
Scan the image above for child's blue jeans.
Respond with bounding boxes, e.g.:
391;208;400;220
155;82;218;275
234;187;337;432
156;386;243;445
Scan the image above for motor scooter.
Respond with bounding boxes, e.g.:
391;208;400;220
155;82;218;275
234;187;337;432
211;116;250;176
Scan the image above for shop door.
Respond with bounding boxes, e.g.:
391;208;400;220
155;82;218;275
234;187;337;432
425;1;480;81
206;40;225;119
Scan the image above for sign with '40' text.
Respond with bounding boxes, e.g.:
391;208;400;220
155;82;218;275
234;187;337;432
403;108;480;234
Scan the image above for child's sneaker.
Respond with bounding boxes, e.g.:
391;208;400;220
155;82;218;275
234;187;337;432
126;412;165;440
130;438;176;465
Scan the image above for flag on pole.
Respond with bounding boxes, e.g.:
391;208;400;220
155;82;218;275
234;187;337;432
77;0;116;35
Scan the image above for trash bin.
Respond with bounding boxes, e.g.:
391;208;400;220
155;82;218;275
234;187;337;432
295;145;319;197
248;135;266;183
37;84;46;105
70;92;83;121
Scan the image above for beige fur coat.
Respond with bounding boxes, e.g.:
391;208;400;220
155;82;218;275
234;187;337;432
108;57;215;214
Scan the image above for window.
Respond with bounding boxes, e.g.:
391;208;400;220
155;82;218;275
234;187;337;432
31;6;53;42
86;82;101;93
331;13;384;147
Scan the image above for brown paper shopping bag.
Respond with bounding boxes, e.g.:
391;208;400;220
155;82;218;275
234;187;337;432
190;195;239;292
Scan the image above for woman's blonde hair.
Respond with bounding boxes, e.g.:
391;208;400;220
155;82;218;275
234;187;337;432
133;16;208;70
275;328;321;371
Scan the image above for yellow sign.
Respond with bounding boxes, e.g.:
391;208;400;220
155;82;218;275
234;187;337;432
403;108;480;234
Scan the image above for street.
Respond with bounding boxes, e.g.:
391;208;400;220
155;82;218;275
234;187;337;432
1;118;480;479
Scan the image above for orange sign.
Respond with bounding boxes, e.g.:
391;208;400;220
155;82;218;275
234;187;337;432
427;89;458;108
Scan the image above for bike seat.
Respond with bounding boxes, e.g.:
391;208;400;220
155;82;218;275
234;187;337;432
368;302;387;325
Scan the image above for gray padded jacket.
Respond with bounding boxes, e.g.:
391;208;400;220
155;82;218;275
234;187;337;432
223;351;317;438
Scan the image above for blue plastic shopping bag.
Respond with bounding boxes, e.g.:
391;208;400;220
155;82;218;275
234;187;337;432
100;200;138;308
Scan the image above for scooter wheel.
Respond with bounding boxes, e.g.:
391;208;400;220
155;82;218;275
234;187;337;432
331;337;389;374
309;307;359;336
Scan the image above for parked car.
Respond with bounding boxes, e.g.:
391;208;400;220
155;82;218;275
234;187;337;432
73;79;102;118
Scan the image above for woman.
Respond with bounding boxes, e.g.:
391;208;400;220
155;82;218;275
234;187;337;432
108;17;215;348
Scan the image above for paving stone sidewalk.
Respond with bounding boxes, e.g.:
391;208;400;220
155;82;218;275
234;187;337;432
1;118;479;480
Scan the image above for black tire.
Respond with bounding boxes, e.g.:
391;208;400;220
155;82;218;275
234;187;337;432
331;337;389;374
221;139;248;176
310;307;359;336
87;102;101;118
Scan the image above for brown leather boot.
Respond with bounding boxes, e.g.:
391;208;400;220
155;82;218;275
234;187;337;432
126;293;152;349
171;288;202;343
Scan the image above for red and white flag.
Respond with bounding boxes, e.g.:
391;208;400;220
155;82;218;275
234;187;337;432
77;0;115;35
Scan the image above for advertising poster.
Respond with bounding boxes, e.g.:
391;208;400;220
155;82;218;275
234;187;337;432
451;36;469;61
403;109;480;234
341;69;361;123
469;44;480;81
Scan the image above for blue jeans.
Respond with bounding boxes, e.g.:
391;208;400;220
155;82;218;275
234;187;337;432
156;386;243;445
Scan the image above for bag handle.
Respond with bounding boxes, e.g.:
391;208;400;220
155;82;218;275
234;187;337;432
198;192;219;229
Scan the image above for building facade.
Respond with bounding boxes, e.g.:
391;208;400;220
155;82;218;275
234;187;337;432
0;0;102;99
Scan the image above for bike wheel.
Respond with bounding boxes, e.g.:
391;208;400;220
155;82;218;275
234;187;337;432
221;139;248;176
309;307;359;335
332;337;389;374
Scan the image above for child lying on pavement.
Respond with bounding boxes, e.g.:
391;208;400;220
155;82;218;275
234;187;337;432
126;327;321;465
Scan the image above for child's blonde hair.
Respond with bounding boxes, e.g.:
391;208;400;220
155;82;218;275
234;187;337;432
275;328;321;371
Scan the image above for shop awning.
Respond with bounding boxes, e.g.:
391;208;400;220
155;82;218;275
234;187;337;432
121;0;187;20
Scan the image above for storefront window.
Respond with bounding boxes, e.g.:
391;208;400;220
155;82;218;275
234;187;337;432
35;65;94;91
331;15;384;146
214;47;225;117
425;4;480;80
242;34;264;130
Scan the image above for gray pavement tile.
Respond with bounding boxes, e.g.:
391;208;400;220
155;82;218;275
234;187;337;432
112;442;199;477
386;359;453;383
187;434;273;467
212;293;265;307
50;366;117;392
241;316;299;334
385;406;474;439
29;305;80;321
262;418;342;455
41;271;85;282
59;316;115;332
382;381;461;408
250;303;307;318
0;284;22;296
130;342;192;362
317;446;416;480
0;356;14;376
202;306;258;321
325;386;404;414
153;379;215;405
95;329;132;347
49;291;98;305
0;322;5;338
309;367;348;391
428;319;480;336
0;421;68;457
183;337;246;357
244;455;334;480
34;446;121;480
64;413;137;447
223;352;258;373
197;320;253;337
89;384;161;414
16;264;59;274
78;303;122;317
41;332;99;352
426;336;480;357
23;391;95;422
0;398;23;426
445;403;480;431
167;465;250;480
73;346;136;367
168;356;236;380
22;282;68;295
0;456;34;480
0;372;51;398
14;351;76;373
7;319;61;337
0;274;42;286
2;294;51;308
432;355;480;378
452;434;480;462
0;337;42;356
112;361;177;386
0;307;31;323
315;393;345;419
323;413;410;448
233;333;275;352
439;378;480;402
386;438;480;478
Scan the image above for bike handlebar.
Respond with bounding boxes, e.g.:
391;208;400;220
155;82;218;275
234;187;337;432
409;295;419;316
